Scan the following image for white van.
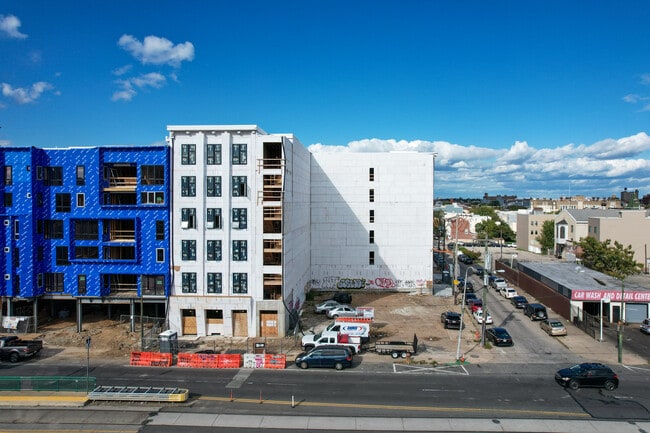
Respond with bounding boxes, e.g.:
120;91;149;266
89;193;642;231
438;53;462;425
641;318;650;335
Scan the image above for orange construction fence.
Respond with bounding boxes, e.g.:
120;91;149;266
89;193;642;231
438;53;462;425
130;351;173;367
264;354;286;369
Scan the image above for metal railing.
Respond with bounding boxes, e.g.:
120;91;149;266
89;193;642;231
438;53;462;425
0;376;96;392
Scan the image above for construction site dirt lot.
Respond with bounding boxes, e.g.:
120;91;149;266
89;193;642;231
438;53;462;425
21;290;474;365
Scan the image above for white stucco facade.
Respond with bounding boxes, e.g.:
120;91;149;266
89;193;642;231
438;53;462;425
310;152;434;292
166;125;311;338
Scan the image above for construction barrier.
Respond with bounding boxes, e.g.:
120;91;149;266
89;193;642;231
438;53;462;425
217;354;242;368
336;316;373;323
264;354;286;369
243;353;266;368
130;352;173;367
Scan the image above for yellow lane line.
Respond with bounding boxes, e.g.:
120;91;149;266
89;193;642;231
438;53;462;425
200;396;590;418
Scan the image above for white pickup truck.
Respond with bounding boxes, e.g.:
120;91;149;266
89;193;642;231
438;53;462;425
301;331;362;354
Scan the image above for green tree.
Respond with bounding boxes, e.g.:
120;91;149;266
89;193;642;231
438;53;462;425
535;220;555;255
576;237;642;279
475;218;516;243
576;236;643;363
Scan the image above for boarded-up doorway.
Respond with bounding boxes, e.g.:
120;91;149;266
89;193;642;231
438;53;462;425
259;310;279;337
232;310;248;337
182;309;197;335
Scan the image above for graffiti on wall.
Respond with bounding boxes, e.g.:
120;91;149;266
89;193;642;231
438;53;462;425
311;276;428;290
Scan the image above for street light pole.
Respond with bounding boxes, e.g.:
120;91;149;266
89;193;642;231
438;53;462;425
456;266;476;362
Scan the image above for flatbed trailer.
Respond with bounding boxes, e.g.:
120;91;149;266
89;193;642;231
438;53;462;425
371;334;418;359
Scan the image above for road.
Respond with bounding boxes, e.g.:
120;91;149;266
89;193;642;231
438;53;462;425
2;355;650;432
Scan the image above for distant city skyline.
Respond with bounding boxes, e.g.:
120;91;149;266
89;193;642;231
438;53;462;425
1;2;649;197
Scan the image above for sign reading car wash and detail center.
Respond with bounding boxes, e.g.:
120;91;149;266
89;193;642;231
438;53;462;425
572;290;650;302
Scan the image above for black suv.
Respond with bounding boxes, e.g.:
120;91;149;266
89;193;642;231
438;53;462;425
555;363;619;391
328;292;352;304
441;311;463;329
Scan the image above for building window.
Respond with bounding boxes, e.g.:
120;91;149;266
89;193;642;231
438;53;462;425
181;176;196;197
4;166;12;185
142;275;165;296
43;166;63;186
369;189;375;202
141;165;164;185
141;191;164;204
369;251;375;265
232;208;247;229
369;167;374;182
232;273;248;294
55;193;71;212
181;240;196;261
206;240;222;261
37;247;44;261
36;193;43;207
181;272;197;293
13;220;18;240
156;248;164;263
76;165;85;186
12;247;19;268
156;220;165;240
37;273;43;287
207;273;222;294
76;193;85;207
369;230;375;244
369;209;374;223
75;246;98;259
43;220;64;239
206;208;222;229
74;220;98;240
3;192;12;207
56;246;69;265
78;274;86;295
45;272;64;292
181;208;196;229
232;240;248;261
231;176;247;197
206;143;222;165
206;176;222;197
181;143;196;165
232;143;247;165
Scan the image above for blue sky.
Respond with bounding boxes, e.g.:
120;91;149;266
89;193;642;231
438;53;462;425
1;1;650;199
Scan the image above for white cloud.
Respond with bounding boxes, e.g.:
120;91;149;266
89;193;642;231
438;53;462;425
308;132;650;197
118;34;194;67
111;72;166;102
1;81;54;104
0;15;27;39
641;73;650;86
112;64;133;76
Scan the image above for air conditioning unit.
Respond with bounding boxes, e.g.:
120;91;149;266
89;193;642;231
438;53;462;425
181;221;189;229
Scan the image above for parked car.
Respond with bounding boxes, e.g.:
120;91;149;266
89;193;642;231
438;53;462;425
314;300;344;314
510;295;529;309
489;277;507;290
456;279;474;293
473;309;493;324
328;292;352;304
0;336;43;363
474;266;484;277
441;311;463;329
524;303;548;321
500;287;518;298
464;293;478;305
554;362;618;390
540;319;567;336
486;327;513;346
326;305;358;319
469;299;483;312
295;345;354;370
641;318;650;335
